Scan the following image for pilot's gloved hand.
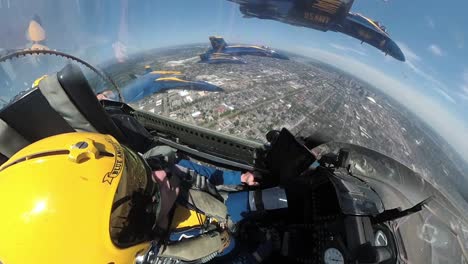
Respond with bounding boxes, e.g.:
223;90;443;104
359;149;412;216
151;170;180;229
96;90;118;101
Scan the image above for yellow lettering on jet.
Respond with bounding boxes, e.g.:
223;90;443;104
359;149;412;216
304;12;330;24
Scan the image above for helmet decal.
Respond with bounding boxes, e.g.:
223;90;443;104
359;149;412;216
102;136;124;185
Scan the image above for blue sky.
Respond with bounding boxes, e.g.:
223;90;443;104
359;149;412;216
1;0;467;161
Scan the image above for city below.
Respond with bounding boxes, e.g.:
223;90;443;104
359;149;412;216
104;44;468;202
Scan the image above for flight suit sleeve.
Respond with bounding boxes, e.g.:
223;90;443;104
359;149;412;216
176;159;242;185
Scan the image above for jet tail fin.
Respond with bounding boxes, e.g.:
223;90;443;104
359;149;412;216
209;36;227;51
144;65;152;74
28;14;49;50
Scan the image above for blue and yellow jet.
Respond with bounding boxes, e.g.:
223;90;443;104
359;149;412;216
119;66;223;103
229;0;405;61
200;36;289;63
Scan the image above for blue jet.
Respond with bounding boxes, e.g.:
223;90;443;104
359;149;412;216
200;36;289;63
118;66;223;103
229;0;405;61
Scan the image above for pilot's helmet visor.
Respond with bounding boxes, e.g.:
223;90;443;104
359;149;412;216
109;146;161;248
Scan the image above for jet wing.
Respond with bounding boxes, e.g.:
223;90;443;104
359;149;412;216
154;77;224;92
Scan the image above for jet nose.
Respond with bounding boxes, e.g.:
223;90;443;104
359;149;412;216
386;40;405;62
209;83;224;92
197;81;224;92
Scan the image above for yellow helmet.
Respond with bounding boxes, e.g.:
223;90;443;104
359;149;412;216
0;132;160;264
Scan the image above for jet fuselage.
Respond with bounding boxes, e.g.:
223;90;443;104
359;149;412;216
199;53;247;64
213;45;289;60
230;0;405;61
201;36;289;63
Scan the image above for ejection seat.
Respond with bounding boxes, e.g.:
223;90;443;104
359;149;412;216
0;63;129;164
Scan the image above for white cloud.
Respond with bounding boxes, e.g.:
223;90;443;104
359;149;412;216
454;31;465;49
396;43;428;81
459;69;468;101
428;44;443;56
396;42;421;62
425;16;435;29
293;45;468;163
330;43;367;57
396;42;454;104
434;88;456;104
460;88;468;101
406;59;429;80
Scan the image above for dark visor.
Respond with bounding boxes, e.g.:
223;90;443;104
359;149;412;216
109;146;161;248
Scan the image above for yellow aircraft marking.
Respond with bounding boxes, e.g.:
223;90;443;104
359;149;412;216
358;14;388;36
212;52;233;56
211;53;231;58
155;77;191;83
312;0;342;15
228;45;267;51
32;75;47;88
150;70;182;75
251;45;267;50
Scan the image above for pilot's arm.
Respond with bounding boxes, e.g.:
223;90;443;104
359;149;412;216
176;159;258;186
